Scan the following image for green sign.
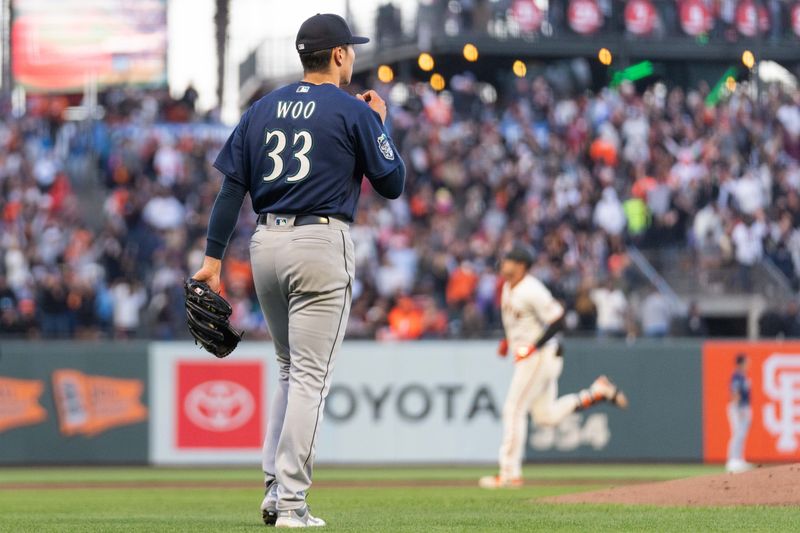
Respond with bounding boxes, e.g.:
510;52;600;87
705;66;739;107
610;61;654;88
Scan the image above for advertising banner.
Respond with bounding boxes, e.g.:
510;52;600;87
149;343;270;464
318;340;703;463
511;0;544;33
148;340;704;464
793;2;800;38
0;342;149;464
316;342;513;463
568;0;603;35
0;377;47;433
735;0;769;37
624;0;656;36
1;339;707;465
51;369;147;437
703;342;800;463
11;0;167;92
680;0;713;36
149;341;512;464
525;339;703;461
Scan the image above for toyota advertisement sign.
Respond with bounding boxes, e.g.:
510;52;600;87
149;343;270;464
149;342;512;464
176;362;263;449
147;341;666;464
315;342;512;463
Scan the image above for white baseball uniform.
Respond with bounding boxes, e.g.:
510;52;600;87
497;274;590;480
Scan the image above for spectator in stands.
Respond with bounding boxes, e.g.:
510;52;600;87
681;301;708;337
766;211;797;284
572;279;597;332
640;288;672;338
594;187;627;237
111;277;147;338
387;296;425;340
446;261;479;316
731;170;768;215
0;274;24;337
0;275;17;316
759;300;800;338
142;185;186;231
38;273;71;338
68;279;99;339
1;76;798;341
731;214;767;290
590;279;628;338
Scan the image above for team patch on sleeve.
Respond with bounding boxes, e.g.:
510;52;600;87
377;133;395;161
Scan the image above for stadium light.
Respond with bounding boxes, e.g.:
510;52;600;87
430;73;445;91
512;60;527;78
377;65;394;84
598;48;612;66
418;53;435;72
462;43;479;62
742;50;755;69
725;76;737;92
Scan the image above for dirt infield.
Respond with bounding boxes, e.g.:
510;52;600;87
544;464;800;507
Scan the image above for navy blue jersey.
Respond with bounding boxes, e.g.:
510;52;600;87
214;82;402;221
730;371;751;406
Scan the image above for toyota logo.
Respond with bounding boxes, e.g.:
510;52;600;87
184;380;255;432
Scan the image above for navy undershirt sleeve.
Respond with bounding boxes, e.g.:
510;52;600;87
368;157;406;199
205;175;249;259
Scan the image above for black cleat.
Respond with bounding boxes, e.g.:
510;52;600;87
262;508;277;526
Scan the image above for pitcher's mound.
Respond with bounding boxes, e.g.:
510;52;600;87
544;464;800;507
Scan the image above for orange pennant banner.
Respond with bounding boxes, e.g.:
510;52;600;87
52;369;148;437
0;377;48;433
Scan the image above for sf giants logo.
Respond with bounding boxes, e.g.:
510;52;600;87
762;354;800;453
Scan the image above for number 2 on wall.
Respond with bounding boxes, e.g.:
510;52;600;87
263;129;313;183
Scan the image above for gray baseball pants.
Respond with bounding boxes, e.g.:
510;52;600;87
250;214;353;511
727;403;751;463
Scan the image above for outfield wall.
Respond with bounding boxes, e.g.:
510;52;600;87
1;339;799;465
0;341;150;464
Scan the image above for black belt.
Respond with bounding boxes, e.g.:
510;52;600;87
257;214;330;226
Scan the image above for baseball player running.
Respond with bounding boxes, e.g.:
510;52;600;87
192;14;405;527
479;246;628;489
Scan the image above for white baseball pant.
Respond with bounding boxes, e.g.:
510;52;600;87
498;344;581;479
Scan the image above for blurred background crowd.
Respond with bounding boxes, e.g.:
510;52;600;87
1;72;798;341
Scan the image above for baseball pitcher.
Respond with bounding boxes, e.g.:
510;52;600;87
192;14;405;527
479;246;628;489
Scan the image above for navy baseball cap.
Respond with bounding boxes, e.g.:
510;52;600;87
296;13;369;54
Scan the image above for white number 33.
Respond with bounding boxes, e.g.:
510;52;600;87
263;130;313;182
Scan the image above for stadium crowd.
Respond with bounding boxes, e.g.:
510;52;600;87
0;76;798;340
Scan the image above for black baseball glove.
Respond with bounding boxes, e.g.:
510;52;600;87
184;278;242;358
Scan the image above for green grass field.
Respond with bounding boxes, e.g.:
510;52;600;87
0;464;797;532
